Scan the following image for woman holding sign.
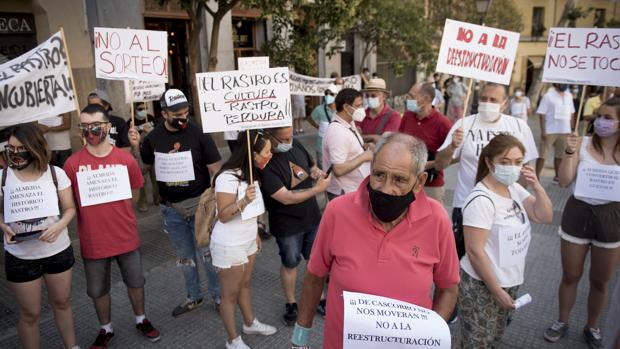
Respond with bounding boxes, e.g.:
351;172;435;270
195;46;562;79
544;97;620;348
211;130;277;349
458;134;552;348
0;124;78;349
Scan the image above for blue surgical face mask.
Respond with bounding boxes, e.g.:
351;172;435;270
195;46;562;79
136;110;147;119
367;97;381;109
276;142;293;153
406;99;420;113
492;164;522;186
325;95;335;105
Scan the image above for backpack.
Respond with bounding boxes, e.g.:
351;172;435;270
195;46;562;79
194;185;217;247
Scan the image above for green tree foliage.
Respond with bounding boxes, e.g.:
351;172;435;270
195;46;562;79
429;0;523;32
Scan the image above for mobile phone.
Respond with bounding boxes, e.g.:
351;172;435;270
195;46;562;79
325;165;333;177
11;230;43;243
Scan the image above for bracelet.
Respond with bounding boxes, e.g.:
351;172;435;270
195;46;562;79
235;202;243;213
291;322;311;346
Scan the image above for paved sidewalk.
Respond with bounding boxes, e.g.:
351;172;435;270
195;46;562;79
0;129;616;348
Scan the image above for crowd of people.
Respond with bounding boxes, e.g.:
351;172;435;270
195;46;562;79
1;72;619;349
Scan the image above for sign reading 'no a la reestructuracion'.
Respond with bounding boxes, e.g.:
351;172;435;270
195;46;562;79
196;67;292;133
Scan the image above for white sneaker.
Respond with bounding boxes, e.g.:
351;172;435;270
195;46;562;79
242;318;277;336
226;336;250;349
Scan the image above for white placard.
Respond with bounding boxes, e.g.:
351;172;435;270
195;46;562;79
343;291;450;349
238;56;270;70
0;31;77;127
154;151;196;182
498;223;531;268
436;19;520;85
123;79;166;103
38;116;63;127
574;163;620;202
289;72;361;96
542;28;620;87
3;182;59;223
93;27;168;82
196;67;292;133
76;166;132;207
238;182;265;220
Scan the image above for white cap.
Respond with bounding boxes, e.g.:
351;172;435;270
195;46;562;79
326;83;341;94
160;88;189;111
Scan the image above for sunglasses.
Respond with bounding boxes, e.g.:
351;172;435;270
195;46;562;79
252;131;264;146
78;122;108;135
512;200;526;225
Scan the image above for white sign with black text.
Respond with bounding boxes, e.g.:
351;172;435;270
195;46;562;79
574;163;620;202
76;166;132;207
154;151;196;183
3;182;59;223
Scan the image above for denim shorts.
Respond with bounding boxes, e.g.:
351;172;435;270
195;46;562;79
275;226;318;268
5;246;75;283
83;249;145;299
210;239;258;269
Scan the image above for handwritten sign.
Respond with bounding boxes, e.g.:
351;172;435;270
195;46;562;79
0;31;76;127
575;163;620;202
436;19;520;85
123;79;165;103
343;291;450;349
154;151;196;182
498;223;531;268
3;182;59;223
196;67;292;133
76;166;132;207
542;28;620;87
238;56;270;70
93;27;168;82
289;72;361;96
239;182;265;220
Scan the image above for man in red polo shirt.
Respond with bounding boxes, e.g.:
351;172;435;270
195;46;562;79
291;133;460;349
356;78;401;141
399;82;453;204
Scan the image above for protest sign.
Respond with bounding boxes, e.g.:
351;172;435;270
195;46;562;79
574;163;620;202
3;182;59;223
239;181;265;220
76;166;132;207
436;19;520;85
238;56;270;70
124;79;165;103
343;291;450;349
0;31;77;127
289;72;361;96
93;27;168;82
154;151;196;182
542;27;620;87
196;67;292;133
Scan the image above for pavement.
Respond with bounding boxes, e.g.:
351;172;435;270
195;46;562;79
0;118;617;349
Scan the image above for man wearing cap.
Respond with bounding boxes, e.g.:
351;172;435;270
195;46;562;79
133;89;222;317
308;83;340;169
357;78;401;139
87;90;131;151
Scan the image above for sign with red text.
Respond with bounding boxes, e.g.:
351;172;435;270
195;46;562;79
123;79;165;103
196;67;292;133
289;72;361;96
542;28;620;87
93;27;168;82
0;31;77;127
436;19;520;85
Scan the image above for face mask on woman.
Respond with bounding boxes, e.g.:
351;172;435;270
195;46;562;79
6;149;33;170
593;117;619;138
492;163;521;186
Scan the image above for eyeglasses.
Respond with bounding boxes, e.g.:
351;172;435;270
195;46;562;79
512;200;526;224
78;121;108;133
4;145;27;153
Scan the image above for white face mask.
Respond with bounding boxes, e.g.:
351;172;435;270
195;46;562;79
492;164;522;186
514;91;523;97
349;106;367;122
478;102;501;122
367;97;381;109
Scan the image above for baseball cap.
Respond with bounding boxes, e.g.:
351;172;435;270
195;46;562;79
160;89;189;112
87;89;112;110
326;83;341;95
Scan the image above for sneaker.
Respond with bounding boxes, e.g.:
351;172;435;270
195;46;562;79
583;327;603;349
544;320;568;342
90;329;114;349
136;319;161;342
283;302;298;326
317;299;327;317
243;318;277;336
226;336;251;349
172;297;204;317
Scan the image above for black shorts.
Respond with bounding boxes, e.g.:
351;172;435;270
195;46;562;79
561;196;620;244
5;246;75;283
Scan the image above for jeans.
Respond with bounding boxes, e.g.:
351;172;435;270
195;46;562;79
161;205;220;302
274;225;318;268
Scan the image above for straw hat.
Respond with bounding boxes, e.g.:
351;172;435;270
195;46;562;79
362;78;390;94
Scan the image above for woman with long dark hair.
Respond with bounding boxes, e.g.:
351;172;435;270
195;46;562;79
210;130;277;349
544;97;620;348
0;124;78;349
458;134;552;348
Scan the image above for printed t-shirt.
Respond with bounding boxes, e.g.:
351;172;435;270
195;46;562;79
259;139;320;236
63;146;143;259
2;166;71;259
140;120;221;203
108;114;130;148
437;114;538;208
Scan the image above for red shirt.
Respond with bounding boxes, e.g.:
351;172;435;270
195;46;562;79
399;108;453;187
64;147;144;259
356;104;401;135
307;178;460;349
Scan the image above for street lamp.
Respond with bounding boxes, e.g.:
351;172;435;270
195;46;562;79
475;0;492;24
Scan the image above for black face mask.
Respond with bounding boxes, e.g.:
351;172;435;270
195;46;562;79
7;150;33;170
170;117;189;130
555;84;568;92
367;182;416;223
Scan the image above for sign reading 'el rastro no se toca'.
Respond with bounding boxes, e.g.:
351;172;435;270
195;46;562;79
0;31;76;127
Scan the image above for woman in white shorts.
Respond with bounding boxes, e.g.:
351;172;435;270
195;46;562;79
544;97;620;348
211;130;277;349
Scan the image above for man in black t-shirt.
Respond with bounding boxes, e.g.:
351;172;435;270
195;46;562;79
87;90;131;150
132;89;222;317
259;126;330;326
